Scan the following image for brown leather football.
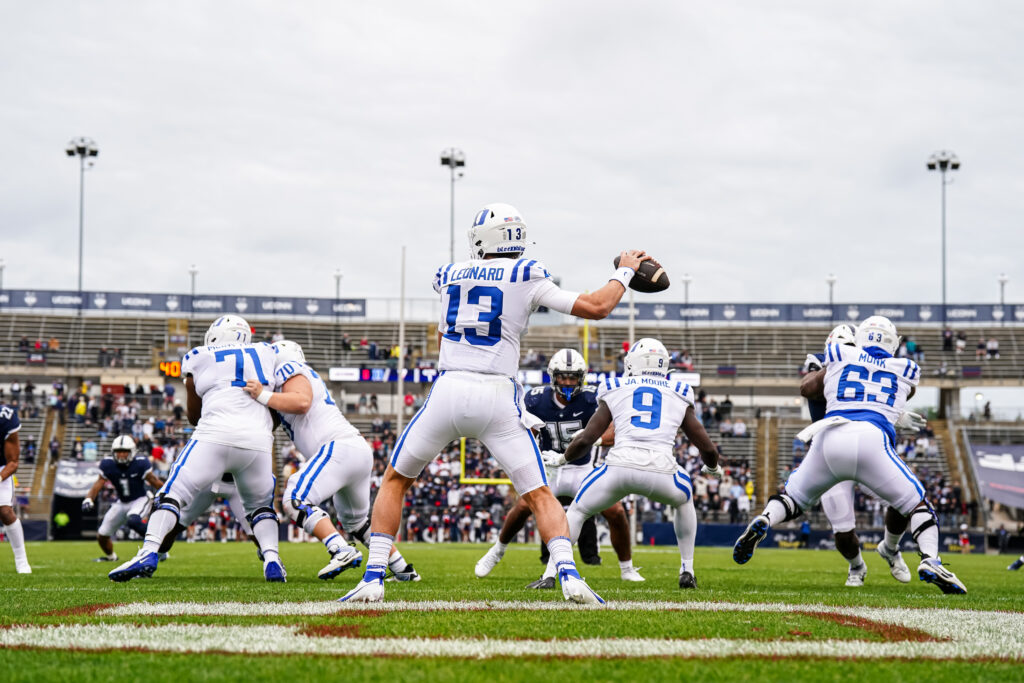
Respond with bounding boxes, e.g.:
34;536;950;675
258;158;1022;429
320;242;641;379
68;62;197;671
613;255;670;293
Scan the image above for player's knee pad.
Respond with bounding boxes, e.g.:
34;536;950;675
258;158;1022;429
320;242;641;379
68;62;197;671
770;493;803;523
126;514;147;536
247;506;278;528
283;498;328;535
346;518;372;546
153;494;181;520
909;501;937;544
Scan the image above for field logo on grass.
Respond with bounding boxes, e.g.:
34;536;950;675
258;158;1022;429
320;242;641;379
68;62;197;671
4;601;1022;660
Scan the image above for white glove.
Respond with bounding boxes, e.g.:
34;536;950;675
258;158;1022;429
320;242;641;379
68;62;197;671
701;463;724;479
804;354;822;371
541;450;567;468
82;497;94;512
895;410;927;434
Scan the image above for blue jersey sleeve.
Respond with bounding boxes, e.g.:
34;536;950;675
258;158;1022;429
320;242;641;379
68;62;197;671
98;458;118;481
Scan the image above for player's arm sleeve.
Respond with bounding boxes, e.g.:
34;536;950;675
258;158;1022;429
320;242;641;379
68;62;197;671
433;264;453;294
528;264;579;315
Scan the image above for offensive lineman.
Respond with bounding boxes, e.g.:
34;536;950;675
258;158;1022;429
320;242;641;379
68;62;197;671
82;435;164;562
243;340;418;581
0;403;30;574
340;202;649;604
536;338;722;589
108;315;286;582
804;325;914;587
474;349;644;585
734;316;966;594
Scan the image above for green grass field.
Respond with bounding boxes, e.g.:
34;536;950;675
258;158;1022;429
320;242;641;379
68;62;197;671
2;541;1023;682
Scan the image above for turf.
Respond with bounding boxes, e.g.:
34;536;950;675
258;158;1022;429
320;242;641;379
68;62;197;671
1;541;1022;682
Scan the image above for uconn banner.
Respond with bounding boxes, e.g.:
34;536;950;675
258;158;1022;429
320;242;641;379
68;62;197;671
969;444;1024;509
606;302;1024;324
0;290;366;318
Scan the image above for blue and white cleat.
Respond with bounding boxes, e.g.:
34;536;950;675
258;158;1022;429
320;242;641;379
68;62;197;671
158;552;170;563
338;573;385;603
733;514;770;565
108;550;159;582
264;556;287;583
918;558;966;594
558;567;605;605
318;547;363;581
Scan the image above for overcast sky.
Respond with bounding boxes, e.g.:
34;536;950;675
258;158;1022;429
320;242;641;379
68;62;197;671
1;2;1022;305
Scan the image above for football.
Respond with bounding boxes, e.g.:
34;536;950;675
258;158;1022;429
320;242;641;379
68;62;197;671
613;254;670;293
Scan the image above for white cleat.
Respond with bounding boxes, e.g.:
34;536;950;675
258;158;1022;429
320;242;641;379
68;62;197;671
845;563;867;587
877;543;911;583
620;566;645;582
318;546;363;581
474;545;505;578
15;562;32;574
558;568;606;605
338;576;385;603
917;558;967;595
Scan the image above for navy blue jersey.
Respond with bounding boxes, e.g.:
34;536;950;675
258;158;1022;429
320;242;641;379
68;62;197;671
525;385;599;466
99;455;153;503
0;404;20;468
807;352;827;422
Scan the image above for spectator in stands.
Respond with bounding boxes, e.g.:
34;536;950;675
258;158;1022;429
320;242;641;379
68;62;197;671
18;336;29;353
896;339;908;358
984;401;992;421
49;438;60;461
719;395;733;420
942;327;953;352
679;349;693;371
163;383;175;409
358;393;368;414
10;381;20;403
905;337;923;362
955;331;967;354
369;394;379;414
732;419;748;438
98;347;108;366
24;381;35;405
718;418;733;438
341;333;352;352
48;336;60;352
986;337;1000;360
368;340;378;360
976;336;987;360
22;435;36;464
72;438;84;460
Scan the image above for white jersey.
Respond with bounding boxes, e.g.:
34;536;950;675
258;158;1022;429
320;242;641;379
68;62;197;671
182;342;278;451
597;376;694;473
272;359;361;457
433;258;579;377
821;342;919;443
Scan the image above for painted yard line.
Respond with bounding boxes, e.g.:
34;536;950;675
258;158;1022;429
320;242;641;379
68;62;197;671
97;599;1017;618
2;623;1024;659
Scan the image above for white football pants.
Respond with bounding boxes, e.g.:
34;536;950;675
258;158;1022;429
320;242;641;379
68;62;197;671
158;439;275;516
786;422;924;517
282;433;373;531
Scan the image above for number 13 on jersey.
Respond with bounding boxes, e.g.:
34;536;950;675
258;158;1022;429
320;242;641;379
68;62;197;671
443;284;504;346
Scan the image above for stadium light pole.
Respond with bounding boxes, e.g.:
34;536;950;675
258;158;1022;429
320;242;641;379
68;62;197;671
440;148;465;263
998;273;1009;326
681;273;693;340
927;151;960;326
188;264;198;320
334;269;343;360
826;273;837;324
65;137;99;314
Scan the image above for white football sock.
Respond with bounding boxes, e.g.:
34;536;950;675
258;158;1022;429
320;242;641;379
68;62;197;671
142;509;177;554
388;549;409;573
364;532;393;579
883;528;903;552
849;550;865;569
251;518;280;561
762;498;787;525
4;519;27;563
547;536;575;577
675;501;697;571
618;558;634;572
323;532;347;556
493;541;508;556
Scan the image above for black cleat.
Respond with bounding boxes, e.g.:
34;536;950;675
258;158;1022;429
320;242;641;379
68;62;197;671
733;514;770;565
679;571;697;589
581;555;602;566
526;576;556;590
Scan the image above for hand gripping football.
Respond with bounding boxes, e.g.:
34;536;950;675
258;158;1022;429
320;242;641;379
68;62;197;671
613;254;670;293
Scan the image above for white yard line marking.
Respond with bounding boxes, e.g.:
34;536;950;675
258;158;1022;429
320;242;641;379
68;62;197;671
2;601;1014;659
2;618;1023;659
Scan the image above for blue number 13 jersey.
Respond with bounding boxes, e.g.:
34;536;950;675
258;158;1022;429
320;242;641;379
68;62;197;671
822;342;919;442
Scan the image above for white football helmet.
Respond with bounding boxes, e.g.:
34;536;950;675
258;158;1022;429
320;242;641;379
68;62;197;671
855;315;899;355
826;324;857;347
273;340;306;364
623;338;670;378
111;435;136;464
467;203;527;260
204;315;252;347
548;349;587;402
